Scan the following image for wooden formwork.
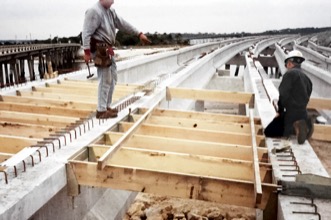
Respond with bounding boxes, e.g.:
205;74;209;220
0;79;143;181
68;87;278;211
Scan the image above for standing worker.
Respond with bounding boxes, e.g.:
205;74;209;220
82;0;151;119
264;50;314;144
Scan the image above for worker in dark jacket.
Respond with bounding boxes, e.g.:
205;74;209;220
264;50;313;144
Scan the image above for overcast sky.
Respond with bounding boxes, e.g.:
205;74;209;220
1;0;330;40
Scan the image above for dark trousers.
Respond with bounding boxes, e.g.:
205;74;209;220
264;115;284;137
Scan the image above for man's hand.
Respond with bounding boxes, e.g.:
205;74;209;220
84;49;91;63
138;33;151;45
84;54;91;63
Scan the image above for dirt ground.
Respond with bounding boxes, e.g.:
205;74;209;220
123;139;331;220
123;193;255;220
310;139;331;176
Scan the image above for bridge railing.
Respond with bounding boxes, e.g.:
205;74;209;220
0;44;81;55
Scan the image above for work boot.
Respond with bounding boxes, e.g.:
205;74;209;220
306;115;316;140
293;120;308;144
96;110;117;119
107;107;118;113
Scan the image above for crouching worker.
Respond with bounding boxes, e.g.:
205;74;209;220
264;50;314;144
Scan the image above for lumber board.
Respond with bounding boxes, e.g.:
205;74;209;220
166;87;255;107
97;102;158;170
249;109;263;204
0;102;93;118
17;90;97;103
0;152;14;163
308;97;331;110
312;124;331;142
119;122;265;147
131;114;262;134
90;145;270;181
0;134;40;154
70;161;277;209
104;132;268;161
0;110;77;127
139;108;261;124
0;121;57;138
0;95;96;110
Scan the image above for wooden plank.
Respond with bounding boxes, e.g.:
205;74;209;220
66;163;81;196
312;124;331;142
62;79;142;90
53;81;141;93
104;132;268;161
308;97;331;110
249;109;263;204
132;114;262;134
0;111;77;127
0;95;96;110
17;90;97;103
119;122;265;147
35;85;134;98
139;108;261;124
97;102;159;170
0;134;40;154
0;102;93;118
91;145;270;181
166;87;255;107
70;161;277;210
0;152;14;163
0;121;57;138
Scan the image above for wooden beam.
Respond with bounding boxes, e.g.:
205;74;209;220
308;97;331;110
90;146;270;181
166;87;255;107
0;102;93;118
70;161;277;210
53;81;141;93
119;122;265;147
139;108;261;124
17;90;97;103
0;111;77;127
131;114;262;134
312;124;331;142
97;102;159;170
0;121;57;138
0;95;96;110
0;152;14;163
104;132;268;161
0;134;40;154
249;109;263;204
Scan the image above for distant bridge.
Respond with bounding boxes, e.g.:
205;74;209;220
0;44;80;88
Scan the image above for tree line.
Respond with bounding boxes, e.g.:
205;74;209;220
1;26;330;46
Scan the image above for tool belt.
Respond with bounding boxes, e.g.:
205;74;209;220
91;38;113;67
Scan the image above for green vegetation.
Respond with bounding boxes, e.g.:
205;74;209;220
1;26;330;46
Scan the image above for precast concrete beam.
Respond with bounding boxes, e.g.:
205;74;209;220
295;44;331;72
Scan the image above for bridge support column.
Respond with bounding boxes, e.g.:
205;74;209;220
27;56;35;81
235;65;240;76
195;100;204;112
19;59;26;83
4;63;10;86
0;63;3;87
263;66;268;75
38;54;45;79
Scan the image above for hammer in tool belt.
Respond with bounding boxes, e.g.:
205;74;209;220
86;62;94;79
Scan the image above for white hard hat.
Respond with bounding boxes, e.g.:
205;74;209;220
284;50;305;64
